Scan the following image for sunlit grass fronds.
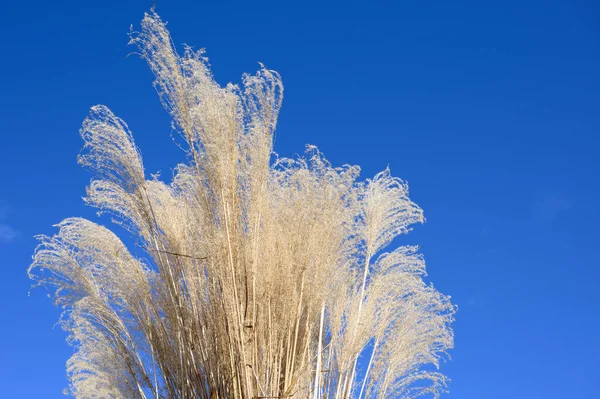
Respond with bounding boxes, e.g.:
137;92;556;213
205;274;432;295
29;11;455;399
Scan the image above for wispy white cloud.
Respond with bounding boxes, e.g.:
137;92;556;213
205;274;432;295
0;223;18;242
533;194;571;222
0;201;17;243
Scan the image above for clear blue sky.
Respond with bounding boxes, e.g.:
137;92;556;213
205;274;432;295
1;0;599;397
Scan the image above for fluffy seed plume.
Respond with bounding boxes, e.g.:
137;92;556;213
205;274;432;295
30;11;455;399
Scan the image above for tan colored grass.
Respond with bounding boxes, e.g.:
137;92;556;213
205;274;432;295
29;12;454;399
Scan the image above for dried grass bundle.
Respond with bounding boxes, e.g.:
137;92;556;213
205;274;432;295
30;12;454;399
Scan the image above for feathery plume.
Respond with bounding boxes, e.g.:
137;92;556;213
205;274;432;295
30;11;455;399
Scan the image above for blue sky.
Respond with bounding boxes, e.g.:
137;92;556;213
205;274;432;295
1;0;599;397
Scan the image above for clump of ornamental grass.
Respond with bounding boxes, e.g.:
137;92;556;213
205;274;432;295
29;11;455;399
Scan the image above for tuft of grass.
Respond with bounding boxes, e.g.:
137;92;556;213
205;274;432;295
29;11;454;399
